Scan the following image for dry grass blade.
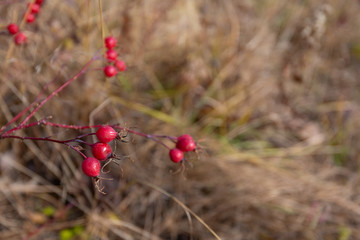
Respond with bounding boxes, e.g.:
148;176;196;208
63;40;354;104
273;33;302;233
138;180;223;240
110;96;181;125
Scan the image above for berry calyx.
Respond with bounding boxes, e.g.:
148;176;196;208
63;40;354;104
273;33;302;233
104;36;117;49
92;142;112;161
14;32;27;45
106;49;118;61
82;157;101;177
176;134;196;152
104;65;118;77
7;23;19;35
169;148;184;163
26;13;36;23
115;60;126;72
96;126;118;143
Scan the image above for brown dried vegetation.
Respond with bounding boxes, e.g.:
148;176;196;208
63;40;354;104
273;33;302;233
1;0;360;239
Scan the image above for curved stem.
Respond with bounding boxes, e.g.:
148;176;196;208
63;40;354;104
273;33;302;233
1;135;90;158
113;126;172;149
0;66;64;134
12;57;96;132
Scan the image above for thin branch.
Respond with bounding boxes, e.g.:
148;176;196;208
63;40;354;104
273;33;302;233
13;57;96;131
0;67;64;134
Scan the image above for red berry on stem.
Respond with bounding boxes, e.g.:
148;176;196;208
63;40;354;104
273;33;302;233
14;32;27;45
104;65;118;77
26;13;36;23
115;60;126;72
82;157;101;177
92;142;112;161
7;23;19;35
176;134;196;152
96;126;117;143
169;148;184;163
104;36;116;49
35;0;44;5
106;49;118;61
29;3;41;14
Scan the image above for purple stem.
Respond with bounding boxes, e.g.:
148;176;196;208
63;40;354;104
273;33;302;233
3;57;96;136
113;126;173;149
64;143;87;159
0;68;64;134
1;135;91;158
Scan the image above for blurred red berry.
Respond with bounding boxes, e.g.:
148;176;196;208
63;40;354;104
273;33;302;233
96;126;117;143
14;32;27;45
104;65;118;77
106;49;118;61
104;36;116;49
7;23;19;35
169;148;184;163
29;3;41;14
82;157;101;177
115;60;126;72
92;142;112;161
176;134;196;152
35;0;44;4
26;13;36;23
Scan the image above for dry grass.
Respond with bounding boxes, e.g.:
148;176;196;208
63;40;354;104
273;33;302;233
1;0;360;239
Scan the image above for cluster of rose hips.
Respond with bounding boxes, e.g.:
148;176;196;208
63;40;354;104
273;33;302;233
81;126;197;177
103;36;127;77
81;126;117;177
6;0;44;45
169;134;197;163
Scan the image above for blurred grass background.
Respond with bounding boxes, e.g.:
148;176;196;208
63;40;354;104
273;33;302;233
1;0;360;239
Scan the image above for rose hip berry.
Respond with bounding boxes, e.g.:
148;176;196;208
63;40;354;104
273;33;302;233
7;23;19;35
26;13;36;23
35;0;44;4
169;148;184;163
14;32;27;45
29;3;41;14
104;65;117;77
96;126;117;143
105;36;117;49
115;60;126;72
176;134;196;152
92;142;112;161
106;49;118;61
82;157;101;177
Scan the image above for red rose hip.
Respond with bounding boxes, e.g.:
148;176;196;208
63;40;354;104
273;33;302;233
82;157;101;177
104;65;117;77
92;142;112;161
96;126;117;143
29;3;41;14
169;148;184;163
104;36;117;49
7;23;19;35
14;32;27;45
115;60;126;72
26;13;36;23
106;49;118;61
176;134;196;152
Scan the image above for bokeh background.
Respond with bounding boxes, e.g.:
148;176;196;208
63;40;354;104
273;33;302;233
1;0;360;239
